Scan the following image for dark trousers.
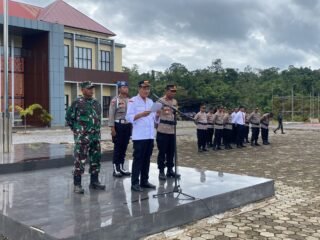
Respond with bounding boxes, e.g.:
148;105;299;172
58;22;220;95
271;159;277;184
251;127;260;143
232;124;237;143
156;132;175;170
197;129;207;150
244;126;249;142
261;128;269;142
132;139;154;185
113;123;132;165
223;129;232;146
213;128;223;148
207;128;214;146
275;121;284;133
236;125;245;146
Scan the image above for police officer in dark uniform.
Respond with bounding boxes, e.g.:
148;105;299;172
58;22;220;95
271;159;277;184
108;81;132;177
66;81;106;194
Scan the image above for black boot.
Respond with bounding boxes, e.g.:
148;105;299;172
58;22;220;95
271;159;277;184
89;173;106;190
113;164;122;177
119;164;131;176
159;169;167;181
166;168;181;178
73;175;84;194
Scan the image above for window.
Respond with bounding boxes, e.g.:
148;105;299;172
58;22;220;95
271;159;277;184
103;96;111;118
100;50;110;71
75;47;92;69
64;45;69;67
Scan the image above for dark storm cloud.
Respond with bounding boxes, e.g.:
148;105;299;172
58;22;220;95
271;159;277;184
16;0;320;70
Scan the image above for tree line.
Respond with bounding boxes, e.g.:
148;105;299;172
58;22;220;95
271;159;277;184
123;59;320;118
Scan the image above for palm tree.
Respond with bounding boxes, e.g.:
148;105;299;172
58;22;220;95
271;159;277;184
15;104;43;133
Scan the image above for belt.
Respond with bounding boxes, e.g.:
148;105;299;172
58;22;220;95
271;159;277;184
197;122;207;125
251;123;260;126
207;123;214;125
214;123;223;126
160;119;176;125
115;119;129;124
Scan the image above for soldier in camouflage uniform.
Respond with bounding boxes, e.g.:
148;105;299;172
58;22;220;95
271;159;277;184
108;80;132;177
66;81;106;194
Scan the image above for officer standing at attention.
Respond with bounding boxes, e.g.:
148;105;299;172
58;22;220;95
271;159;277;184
126;80;158;192
249;107;261;146
212;106;224;151
260;112;273;145
109;80;132;177
194;104;208;152
206;107;215;148
66;81;106;194
156;84;181;181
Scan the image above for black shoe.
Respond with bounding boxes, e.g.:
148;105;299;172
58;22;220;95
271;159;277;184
198;148;203;152
202;148;208;151
240;145;246;148
216;147;222;150
73;175;84;194
74;185;84;194
131;184;143;192
159;170;167;181
281;132;285;134
90;174;106;190
263;142;268;145
274;130;277;134
228;145;233;149
166;168;181;178
255;142;260;146
113;164;123;178
140;182;156;189
119;164;131;176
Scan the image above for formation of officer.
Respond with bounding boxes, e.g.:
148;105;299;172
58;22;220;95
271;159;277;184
156;84;181;181
108;80;132;177
125;80;158;192
194;105;275;152
66;81;106;194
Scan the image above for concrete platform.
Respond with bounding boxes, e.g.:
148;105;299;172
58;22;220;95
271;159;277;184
0;161;274;240
0;143;112;174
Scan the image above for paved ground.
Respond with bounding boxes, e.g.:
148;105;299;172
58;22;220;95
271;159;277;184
2;122;320;239
142;128;320;239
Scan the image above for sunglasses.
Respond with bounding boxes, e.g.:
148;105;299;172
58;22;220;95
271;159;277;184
170;90;177;93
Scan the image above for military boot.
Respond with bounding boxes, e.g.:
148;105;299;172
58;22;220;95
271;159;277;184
113;164;122;177
166;168;181;179
89;173;106;190
119;164;131;176
159;169;167;181
73;175;84;194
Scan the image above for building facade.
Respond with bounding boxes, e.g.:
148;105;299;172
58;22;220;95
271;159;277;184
0;0;128;126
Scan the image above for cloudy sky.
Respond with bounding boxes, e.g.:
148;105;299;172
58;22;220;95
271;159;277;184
17;0;320;72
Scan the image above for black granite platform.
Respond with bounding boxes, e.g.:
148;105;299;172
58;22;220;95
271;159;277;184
0;161;274;240
0;143;112;174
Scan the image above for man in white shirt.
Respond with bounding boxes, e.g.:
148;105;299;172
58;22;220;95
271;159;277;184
126;80;158;192
234;106;246;148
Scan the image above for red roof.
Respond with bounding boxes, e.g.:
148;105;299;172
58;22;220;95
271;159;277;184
0;1;41;19
0;0;115;36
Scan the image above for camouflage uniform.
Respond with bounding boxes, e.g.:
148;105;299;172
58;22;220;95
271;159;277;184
66;95;102;176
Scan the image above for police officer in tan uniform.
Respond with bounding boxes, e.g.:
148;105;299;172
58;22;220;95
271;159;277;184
213;106;224;151
249;107;261;146
223;109;233;149
194;104;208;152
206;107;215;148
156;84;181;181
260;112;273;145
109;81;132;177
